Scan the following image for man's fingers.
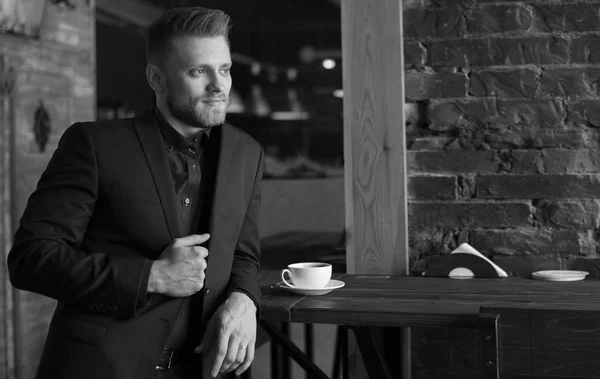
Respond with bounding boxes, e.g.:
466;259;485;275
194;338;205;354
192;245;209;258
211;335;229;377
220;337;243;374
174;233;210;247
235;342;255;376
224;343;247;374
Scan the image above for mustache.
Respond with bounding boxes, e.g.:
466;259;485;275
200;95;229;102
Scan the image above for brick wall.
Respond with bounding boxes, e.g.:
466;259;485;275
403;1;600;378
405;0;600;277
0;1;95;378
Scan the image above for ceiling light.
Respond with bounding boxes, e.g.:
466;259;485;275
322;59;336;70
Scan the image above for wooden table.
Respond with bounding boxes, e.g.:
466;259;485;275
258;271;600;379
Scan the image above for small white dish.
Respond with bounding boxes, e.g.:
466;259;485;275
532;270;590;282
279;279;345;296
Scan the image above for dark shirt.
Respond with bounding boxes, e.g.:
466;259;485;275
155;108;211;349
154;108;260;351
156;110;211;234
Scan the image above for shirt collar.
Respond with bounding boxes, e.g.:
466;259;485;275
154;106;211;151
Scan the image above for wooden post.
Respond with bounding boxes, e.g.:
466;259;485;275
341;0;408;377
0;54;17;379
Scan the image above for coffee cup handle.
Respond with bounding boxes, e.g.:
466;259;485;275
281;269;296;287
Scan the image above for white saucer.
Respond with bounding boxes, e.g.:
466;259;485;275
532;270;589;282
279;279;345;296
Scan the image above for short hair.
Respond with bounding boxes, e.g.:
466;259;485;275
145;6;232;66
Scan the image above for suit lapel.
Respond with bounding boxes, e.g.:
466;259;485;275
133;112;182;243
130;115;242;266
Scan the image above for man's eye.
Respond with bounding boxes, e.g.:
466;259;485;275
191;69;206;76
221;67;231;74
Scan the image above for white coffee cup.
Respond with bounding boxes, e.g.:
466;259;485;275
281;262;332;289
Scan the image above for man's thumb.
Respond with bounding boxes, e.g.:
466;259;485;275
194;339;205;354
180;233;210;246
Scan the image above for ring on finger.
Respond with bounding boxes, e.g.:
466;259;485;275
224;345;247;373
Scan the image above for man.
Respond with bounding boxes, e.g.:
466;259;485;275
8;6;262;379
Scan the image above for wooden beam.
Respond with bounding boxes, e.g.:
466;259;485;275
1;53;17;379
96;0;163;29
342;0;408;275
342;0;409;377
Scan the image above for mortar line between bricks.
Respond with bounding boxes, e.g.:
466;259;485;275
405;31;600;43
412;97;594;102
404;0;600;7
421;64;600;70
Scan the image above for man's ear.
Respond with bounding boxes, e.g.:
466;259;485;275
146;64;165;93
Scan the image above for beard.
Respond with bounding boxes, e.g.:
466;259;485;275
166;93;229;129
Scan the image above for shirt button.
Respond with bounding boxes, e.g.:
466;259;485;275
168;146;174;152
192;164;197;170
188;147;196;154
184;198;190;206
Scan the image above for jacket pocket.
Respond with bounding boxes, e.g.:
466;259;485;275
55;314;107;346
109;181;160;204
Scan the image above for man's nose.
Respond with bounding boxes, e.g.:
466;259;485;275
207;74;225;92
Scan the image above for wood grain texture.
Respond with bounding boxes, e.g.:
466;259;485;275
261;274;600;377
260;275;600;378
0;2;97;378
342;0;407;276
258;271;307;322
342;0;407;374
0;54;16;379
481;307;600;378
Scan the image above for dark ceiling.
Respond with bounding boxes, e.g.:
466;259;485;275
140;0;342;66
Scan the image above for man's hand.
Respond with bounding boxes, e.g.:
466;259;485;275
194;292;257;377
147;234;210;297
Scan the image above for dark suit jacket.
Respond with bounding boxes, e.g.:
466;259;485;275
7;111;264;379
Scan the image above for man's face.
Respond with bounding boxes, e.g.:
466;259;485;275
162;35;232;129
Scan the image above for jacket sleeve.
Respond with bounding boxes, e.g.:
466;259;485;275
226;147;263;320
7;122;152;319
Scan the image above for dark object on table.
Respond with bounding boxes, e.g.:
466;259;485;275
422;253;501;278
423;242;507;279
